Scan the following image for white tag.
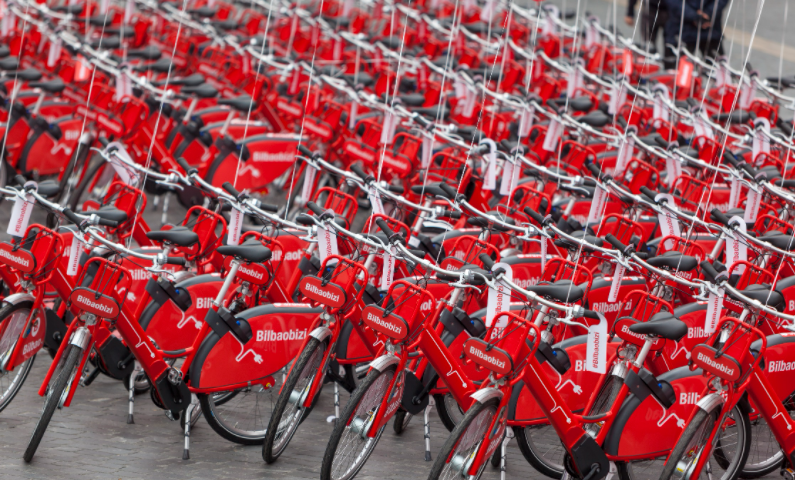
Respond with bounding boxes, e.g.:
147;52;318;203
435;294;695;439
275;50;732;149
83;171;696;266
380;246;396;290
115;72;132;101
99;0;110;14
342;0;355;17
752;118;770;161
408;235;420;248
586;312;607;374
656;194;681;249
480;0;495;22
739;79;756;110
421;136;433;169
693;114;715;140
518;107;534;138
453;77;466;99
124;0;135;23
608;264;625;302
106;142;137;185
652;84;670;122
67;234;83;276
368;185;385;216
47;39;62;68
744;188;761;223
462;89;477;118
380;112;397;145
665;155;682;187
499;158;520;196
1;11;13;37
540;236;547;271
614;136;634;175
486;263;513;327
227;207;244;246
318;225;339;263
301;163;317;203
714;64;727;88
542;118;563;152
584;20;599;48
705;287;724;334
587;185;607;224
7;192;35;237
608;82;627;115
729;178;740;210
566;68;583;99
348;102;358;129
542;5;559;37
724;215;747;274
483;151;498;190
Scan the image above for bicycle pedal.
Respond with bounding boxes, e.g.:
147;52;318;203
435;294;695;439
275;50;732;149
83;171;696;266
782;467;795;480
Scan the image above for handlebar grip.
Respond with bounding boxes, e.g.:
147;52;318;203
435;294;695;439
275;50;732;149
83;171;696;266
176;157;193;173
306;201;325;216
585;162;602;178
350;163;369;180
472;144;490;155
710;208;731;226
166;256;187;266
700;261;720;283
375;218;396;238
414;115;432;128
409;249;426;259
62;208;83;226
639;186;659;201
635;252;649;260
523;207;546;225
478;253;495;271
297;144;313;158
605;234;628;251
443;210;462;219
774;179;795;188
387;184;404;194
97;217;119;227
222;182;241;198
438;182;458;199
260;203;280;213
14;175;26;186
296;213;314;225
722;151;740;167
581;309;601;320
741;163;758;178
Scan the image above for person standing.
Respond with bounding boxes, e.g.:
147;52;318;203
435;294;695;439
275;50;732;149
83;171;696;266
663;0;729;63
625;0;669;53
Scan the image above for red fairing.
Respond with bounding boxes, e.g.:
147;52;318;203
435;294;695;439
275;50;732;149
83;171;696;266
0;243;35;273
361;305;409;341
225;257;270;285
6;308;46;370
300;276;347;309
690;344;742;382
464;338;513;375
191;305;321;390
69;288;120;319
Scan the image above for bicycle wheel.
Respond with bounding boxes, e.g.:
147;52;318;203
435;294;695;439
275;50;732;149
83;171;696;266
654;401;750;480
23;344;83;463
427;397;499;480
0;300;37;413
435;392;466;432
68;154;111;211
737;412;785;478
393;409;413;434
262;337;327;462
198;373;285;445
320;364;397;480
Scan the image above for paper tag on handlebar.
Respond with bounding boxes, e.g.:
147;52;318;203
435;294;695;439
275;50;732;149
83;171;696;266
342;0;355;17
0;11;13;37
7;192;35;237
542;118;562;152
693;114;714;140
301;163;317;203
480;0;496;22
486;263;512;328
47;39;62;68
368;185;385;216
656;194;681;249
227;206;244;246
676;58;693;88
462;89;477;118
318;223;339;263
621;49;633;76
728;177;740;210
380;112;397;145
714;63;728;88
739;79;756;110
752;118;770;160
421;136;433;169
652;84;670;122
483;151;497;190
565;68;583;99
705;287;724;334
608;264;625;302
67;234;84;276
665;155;682;188
348;102;358;129
725;215;747;274
124;0;135;22
614;135;634;175
587;185;607;224
99;0;110;14
608;81;627;115
584;21;599;49
518;107;534;138
115;72;133;102
380;245;396;290
744;187;762;223
106;142;137;185
540;237;547;272
499;158;520;196
586;312;607;374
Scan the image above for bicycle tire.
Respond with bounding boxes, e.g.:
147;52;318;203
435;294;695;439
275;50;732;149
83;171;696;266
434;392;465;432
736;414;784;478
320;364;397;480
0;300;37;413
393;409;413;435
262;337;327;462
67;154;106;211
427;397;499;480
655;401;750;480
23;344;82;463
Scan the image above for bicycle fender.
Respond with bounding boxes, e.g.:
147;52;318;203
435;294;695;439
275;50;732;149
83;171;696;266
369;354;399;372
695;392;724;413
470;387;503;404
310;326;333;343
2;292;35;306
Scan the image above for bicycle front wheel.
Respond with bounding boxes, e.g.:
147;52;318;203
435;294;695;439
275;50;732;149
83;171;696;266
23;344;83;463
320;364;397;480
0;300;37;413
656;401;750;480
427;397;499;480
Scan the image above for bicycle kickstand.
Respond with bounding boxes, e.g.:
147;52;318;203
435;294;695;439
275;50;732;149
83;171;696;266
424;397;434;461
127;363;141;424
500;428;515;480
183;395;199;460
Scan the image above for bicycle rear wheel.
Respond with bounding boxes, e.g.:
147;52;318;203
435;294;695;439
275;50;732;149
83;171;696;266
262;336;327;462
427;397;499;480
23;344;83;463
0;300;37;413
655;401;750;480
320;364;397;480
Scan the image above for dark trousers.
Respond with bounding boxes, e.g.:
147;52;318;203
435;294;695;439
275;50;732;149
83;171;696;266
640;5;668;53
